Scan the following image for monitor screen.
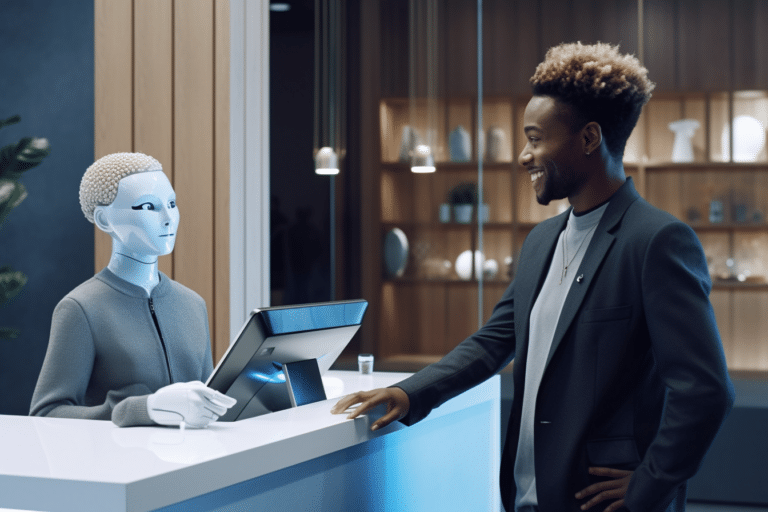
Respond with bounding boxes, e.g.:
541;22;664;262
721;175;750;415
206;299;368;421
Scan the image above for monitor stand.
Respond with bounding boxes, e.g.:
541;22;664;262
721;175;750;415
282;359;328;407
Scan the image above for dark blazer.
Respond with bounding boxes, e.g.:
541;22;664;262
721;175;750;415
395;178;735;512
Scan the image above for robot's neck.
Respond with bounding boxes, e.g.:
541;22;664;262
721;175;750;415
107;248;159;297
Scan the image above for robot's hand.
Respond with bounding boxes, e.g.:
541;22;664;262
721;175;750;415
147;381;237;428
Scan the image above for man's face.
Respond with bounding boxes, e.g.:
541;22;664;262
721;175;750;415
518;96;585;206
96;171;179;258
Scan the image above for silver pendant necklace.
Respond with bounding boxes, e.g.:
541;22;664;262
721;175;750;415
560;222;597;284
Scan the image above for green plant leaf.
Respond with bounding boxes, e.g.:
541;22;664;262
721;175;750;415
0;180;27;228
0;265;27;307
0;115;21;130
0;138;51;181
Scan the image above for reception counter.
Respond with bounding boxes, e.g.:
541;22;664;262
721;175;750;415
0;371;501;512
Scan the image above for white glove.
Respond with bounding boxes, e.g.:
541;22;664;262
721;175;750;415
147;381;237;428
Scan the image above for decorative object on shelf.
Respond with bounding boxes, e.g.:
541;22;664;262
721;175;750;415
399;125;421;162
449;125;471;162
504;256;514;279
709;199;724;224
721;115;766;162
438;203;451;223
421;257;452;279
455;250;483;280
686;207;701;224
449;182;477;223
485;126;507;162
447;182;488;224
734;203;749;223
383;227;409;278
668;118;699;163
313;0;345;175
454;204;473;224
411;144;435;173
483;258;499;279
455;250;497;280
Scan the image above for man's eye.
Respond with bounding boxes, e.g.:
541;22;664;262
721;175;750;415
131;202;155;211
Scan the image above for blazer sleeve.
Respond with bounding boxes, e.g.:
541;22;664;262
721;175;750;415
394;280;517;425
625;221;735;511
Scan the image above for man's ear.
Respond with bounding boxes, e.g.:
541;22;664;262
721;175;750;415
93;206;112;234
582;122;602;155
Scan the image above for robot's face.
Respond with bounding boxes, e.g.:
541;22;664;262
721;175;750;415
95;171;179;258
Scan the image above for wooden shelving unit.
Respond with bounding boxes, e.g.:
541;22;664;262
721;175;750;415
375;91;768;372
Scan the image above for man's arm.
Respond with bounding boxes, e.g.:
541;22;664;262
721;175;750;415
625;222;735;511
332;281;516;429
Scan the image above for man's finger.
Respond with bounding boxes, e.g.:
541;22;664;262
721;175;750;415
602;499;625;512
331;392;366;414
576;480;614;499
371;407;403;431
588;467;631;478
345;395;384;420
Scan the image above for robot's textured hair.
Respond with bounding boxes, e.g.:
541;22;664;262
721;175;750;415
530;42;655;157
79;152;162;223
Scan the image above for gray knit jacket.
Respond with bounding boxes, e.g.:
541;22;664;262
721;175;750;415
30;268;214;427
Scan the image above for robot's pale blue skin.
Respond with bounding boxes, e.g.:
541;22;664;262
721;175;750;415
94;169;234;427
94;170;179;296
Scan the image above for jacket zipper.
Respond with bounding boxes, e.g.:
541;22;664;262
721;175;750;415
149;298;173;384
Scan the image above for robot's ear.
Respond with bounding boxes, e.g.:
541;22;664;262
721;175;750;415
93;207;113;233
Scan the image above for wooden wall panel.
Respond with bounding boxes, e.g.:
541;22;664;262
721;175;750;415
732;0;768;90
94;0;133;271
95;0;230;361
134;0;174;277
482;0;515;96
510;0;543;94
442;0;477;97
643;0;676;91
173;0;215;349
677;0;731;92
379;0;408;98
214;0;230;362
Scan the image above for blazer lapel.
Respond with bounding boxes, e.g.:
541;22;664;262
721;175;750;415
544;178;642;369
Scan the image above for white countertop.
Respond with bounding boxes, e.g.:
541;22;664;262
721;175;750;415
0;371;415;512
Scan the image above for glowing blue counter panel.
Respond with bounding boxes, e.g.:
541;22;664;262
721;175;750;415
0;371;501;512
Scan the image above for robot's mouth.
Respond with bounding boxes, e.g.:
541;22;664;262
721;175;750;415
159;233;175;237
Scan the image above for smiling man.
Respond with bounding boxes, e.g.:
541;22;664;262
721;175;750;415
31;152;235;428
333;43;734;512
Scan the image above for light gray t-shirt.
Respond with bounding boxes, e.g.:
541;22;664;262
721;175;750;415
514;204;607;510
30;268;214;427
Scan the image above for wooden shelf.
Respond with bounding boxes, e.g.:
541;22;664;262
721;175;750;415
383;277;511;285
382;221;516;230
690;223;768;231
712;280;768;290
643;162;768;171
381;161;515;172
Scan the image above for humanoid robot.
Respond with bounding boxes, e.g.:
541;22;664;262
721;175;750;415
30;152;235;427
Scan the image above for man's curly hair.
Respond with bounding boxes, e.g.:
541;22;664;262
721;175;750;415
530;42;655;157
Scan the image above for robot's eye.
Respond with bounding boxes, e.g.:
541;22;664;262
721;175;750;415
169;200;176;209
131;202;155;211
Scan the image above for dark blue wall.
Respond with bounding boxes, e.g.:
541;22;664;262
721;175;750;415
0;0;95;415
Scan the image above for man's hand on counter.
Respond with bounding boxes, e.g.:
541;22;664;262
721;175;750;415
331;387;410;431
